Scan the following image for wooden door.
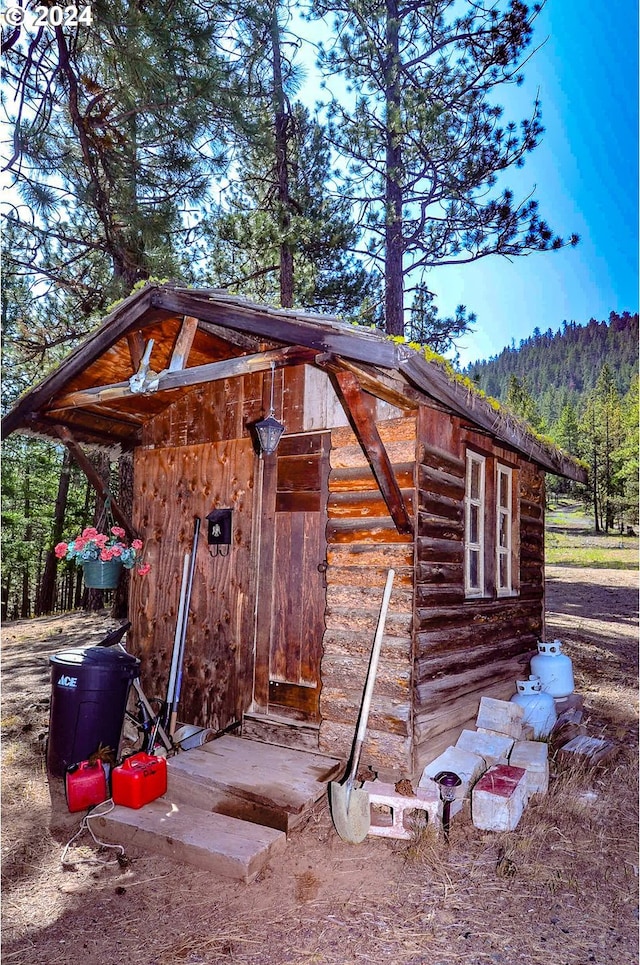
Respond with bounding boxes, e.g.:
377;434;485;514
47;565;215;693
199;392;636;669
254;432;329;722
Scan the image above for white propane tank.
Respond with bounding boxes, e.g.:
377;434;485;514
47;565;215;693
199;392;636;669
530;639;575;698
510;675;557;738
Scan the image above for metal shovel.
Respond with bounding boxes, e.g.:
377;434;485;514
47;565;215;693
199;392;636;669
329;568;395;843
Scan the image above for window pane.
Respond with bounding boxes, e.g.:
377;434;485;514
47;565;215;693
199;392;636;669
499;512;509;548
499;471;509;507
499;553;508;588
469;551;479;588
470;460;480;498
470;505;479;544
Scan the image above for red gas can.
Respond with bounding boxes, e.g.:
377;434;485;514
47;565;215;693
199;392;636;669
111;752;167;809
65;759;108;813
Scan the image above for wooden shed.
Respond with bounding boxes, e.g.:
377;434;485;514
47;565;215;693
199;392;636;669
2;284;586;781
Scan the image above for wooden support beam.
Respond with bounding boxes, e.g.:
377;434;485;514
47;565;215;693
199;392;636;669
168;315;199;372
50;345;317;412
195;319;265;352
127;330;146;372
330;369;414;536
54;426;138;540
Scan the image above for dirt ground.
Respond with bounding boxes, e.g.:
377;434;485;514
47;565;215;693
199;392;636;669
1;566;638;965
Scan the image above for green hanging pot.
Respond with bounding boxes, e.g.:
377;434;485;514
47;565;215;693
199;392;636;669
82;559;123;590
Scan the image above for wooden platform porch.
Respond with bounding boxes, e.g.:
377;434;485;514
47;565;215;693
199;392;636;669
94;734;342;882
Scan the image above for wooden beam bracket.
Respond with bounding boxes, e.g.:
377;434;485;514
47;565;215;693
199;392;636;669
328;365;414;537
54;426;138;540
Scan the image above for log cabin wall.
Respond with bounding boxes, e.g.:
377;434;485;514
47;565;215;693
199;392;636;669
318;414;418;779
413;404;545;774
128;366;307;734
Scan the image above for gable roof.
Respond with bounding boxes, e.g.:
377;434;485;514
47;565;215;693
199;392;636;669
1;283;586;482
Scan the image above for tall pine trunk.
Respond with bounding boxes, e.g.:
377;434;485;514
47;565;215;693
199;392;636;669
271;5;294;308
36;449;72;615
384;0;404;335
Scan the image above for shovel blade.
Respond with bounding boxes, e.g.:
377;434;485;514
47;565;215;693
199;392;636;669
329;781;371;844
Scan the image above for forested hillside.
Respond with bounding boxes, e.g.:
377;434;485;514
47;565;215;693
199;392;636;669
465;310;638;534
465;311;638;427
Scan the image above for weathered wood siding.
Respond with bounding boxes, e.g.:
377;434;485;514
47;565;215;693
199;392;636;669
318;414;418;778
413;405;545;772
129;437;258;733
128;366;307;731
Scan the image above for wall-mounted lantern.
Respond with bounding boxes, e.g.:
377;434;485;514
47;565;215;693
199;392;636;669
255;360;285;456
206;508;233;556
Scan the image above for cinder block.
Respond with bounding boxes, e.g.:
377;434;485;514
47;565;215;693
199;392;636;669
472;764;527;831
509;740;549;798
476;696;525;740
455;728;514;766
363;781;442;839
419;745;486;802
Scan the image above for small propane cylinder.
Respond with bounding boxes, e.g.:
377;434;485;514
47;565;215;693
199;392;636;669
510;675;557;738
530;639;575;698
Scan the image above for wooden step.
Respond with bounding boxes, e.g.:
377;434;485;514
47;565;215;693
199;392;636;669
166;734;341;834
92;799;287;883
242;712;320;752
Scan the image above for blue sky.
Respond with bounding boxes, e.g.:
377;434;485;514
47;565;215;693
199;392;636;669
299;0;639;367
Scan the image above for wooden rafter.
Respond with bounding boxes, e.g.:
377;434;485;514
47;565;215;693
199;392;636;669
54;426;137;539
168;315;199;372
330;367;414;536
49;345;317;412
127;330;146;372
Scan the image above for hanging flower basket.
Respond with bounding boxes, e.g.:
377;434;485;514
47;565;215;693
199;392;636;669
82;559;124;590
55;525;151;589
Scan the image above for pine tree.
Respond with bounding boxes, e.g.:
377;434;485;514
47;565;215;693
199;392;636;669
579;364;625;532
204;95;377;318
3;1;241;312
311;0;578;335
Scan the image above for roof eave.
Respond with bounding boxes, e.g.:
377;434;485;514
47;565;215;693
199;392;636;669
398;353;587;483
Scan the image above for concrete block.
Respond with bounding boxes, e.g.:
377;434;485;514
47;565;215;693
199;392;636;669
419;745;486;802
476;696;525;740
509;740;549;798
455;728;514;766
363;781;442;839
472;764;527;832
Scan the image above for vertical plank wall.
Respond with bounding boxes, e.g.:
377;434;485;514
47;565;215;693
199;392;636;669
413;405;546;772
129;373;265;733
318;414;418;779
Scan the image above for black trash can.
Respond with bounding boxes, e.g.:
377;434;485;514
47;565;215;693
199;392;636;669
47;645;140;777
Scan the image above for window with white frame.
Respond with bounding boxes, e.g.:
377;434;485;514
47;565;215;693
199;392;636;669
496;464;513;594
464;451;485;597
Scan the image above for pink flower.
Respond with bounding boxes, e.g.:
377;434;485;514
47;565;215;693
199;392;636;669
54;542;68;559
111;526;126;538
74;537;87;551
132;539;143;550
110;545;123;557
100;548;115;561
94;533;109;547
82;527;99;539
138;563;151;576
